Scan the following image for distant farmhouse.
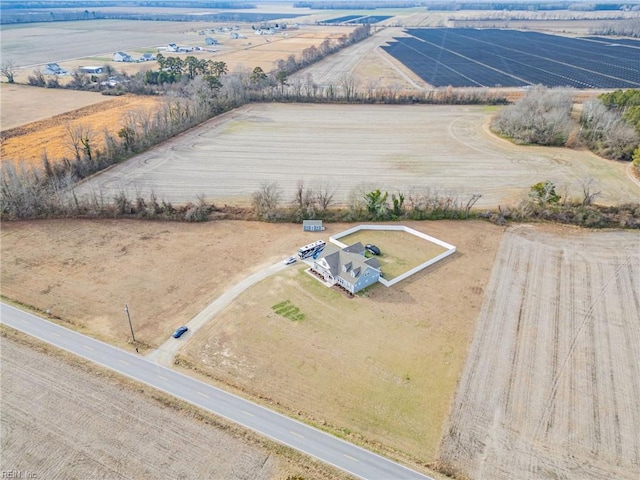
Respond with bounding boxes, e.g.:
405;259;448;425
139;52;157;62
166;43;197;53
79;66;103;74
311;242;381;295
113;52;133;62
43;63;67;75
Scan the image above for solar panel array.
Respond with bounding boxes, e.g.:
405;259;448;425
382;29;640;88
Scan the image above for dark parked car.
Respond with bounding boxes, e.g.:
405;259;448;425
172;326;189;338
365;244;381;255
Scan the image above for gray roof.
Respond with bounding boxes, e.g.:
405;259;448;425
315;243;380;283
342;242;364;255
365;257;381;269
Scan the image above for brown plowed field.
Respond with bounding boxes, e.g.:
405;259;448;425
439;224;640;479
0;335;297;480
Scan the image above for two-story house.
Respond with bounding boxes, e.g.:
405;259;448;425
311;242;381;295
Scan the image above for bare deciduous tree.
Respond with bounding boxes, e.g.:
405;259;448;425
580;178;602;206
1;60;17;83
340;75;360;101
252;181;282;219
65;124;93;161
294;180;314;213
492;85;573;146
314;183;335;211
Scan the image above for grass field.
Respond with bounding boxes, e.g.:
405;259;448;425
338;229;448;280
0;218;504;465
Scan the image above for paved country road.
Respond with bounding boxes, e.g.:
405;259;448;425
0;303;434;480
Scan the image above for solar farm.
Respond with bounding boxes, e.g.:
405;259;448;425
382;28;640;88
321;15;392;24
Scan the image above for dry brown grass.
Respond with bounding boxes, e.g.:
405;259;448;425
0;218;504;465
1;94;161;167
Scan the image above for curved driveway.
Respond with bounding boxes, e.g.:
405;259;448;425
147;260;289;366
1;303;434;480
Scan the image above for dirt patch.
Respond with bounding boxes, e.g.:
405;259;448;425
0;218;504;464
0;331;345;480
439;223;640;479
1;94;161;166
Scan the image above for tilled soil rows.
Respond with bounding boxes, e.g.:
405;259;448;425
0;336;282;479
439;224;640;480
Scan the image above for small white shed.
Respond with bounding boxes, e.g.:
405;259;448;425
303;220;324;232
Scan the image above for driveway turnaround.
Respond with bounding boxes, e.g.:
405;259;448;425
1;303;433;480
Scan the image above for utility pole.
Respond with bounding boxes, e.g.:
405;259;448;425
124;304;137;347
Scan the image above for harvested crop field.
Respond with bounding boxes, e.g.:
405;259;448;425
1;94;161;166
439;224;640;479
0;83;107;130
0;333;333;480
72;103;640;208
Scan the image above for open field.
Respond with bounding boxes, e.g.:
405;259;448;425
179;220;503;462
0;218;505;464
1;93;161;166
0;332;337;480
0;83;108;131
439;224;640;479
291;26;426;89
0;219;322;348
71;103;640;208
338;229;448;280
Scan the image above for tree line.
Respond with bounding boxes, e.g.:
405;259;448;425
0;2;257;25
5;173;634;230
491;86;640;164
591;17;640;38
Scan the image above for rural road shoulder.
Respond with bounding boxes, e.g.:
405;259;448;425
0;303;434;480
147;259;289;366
